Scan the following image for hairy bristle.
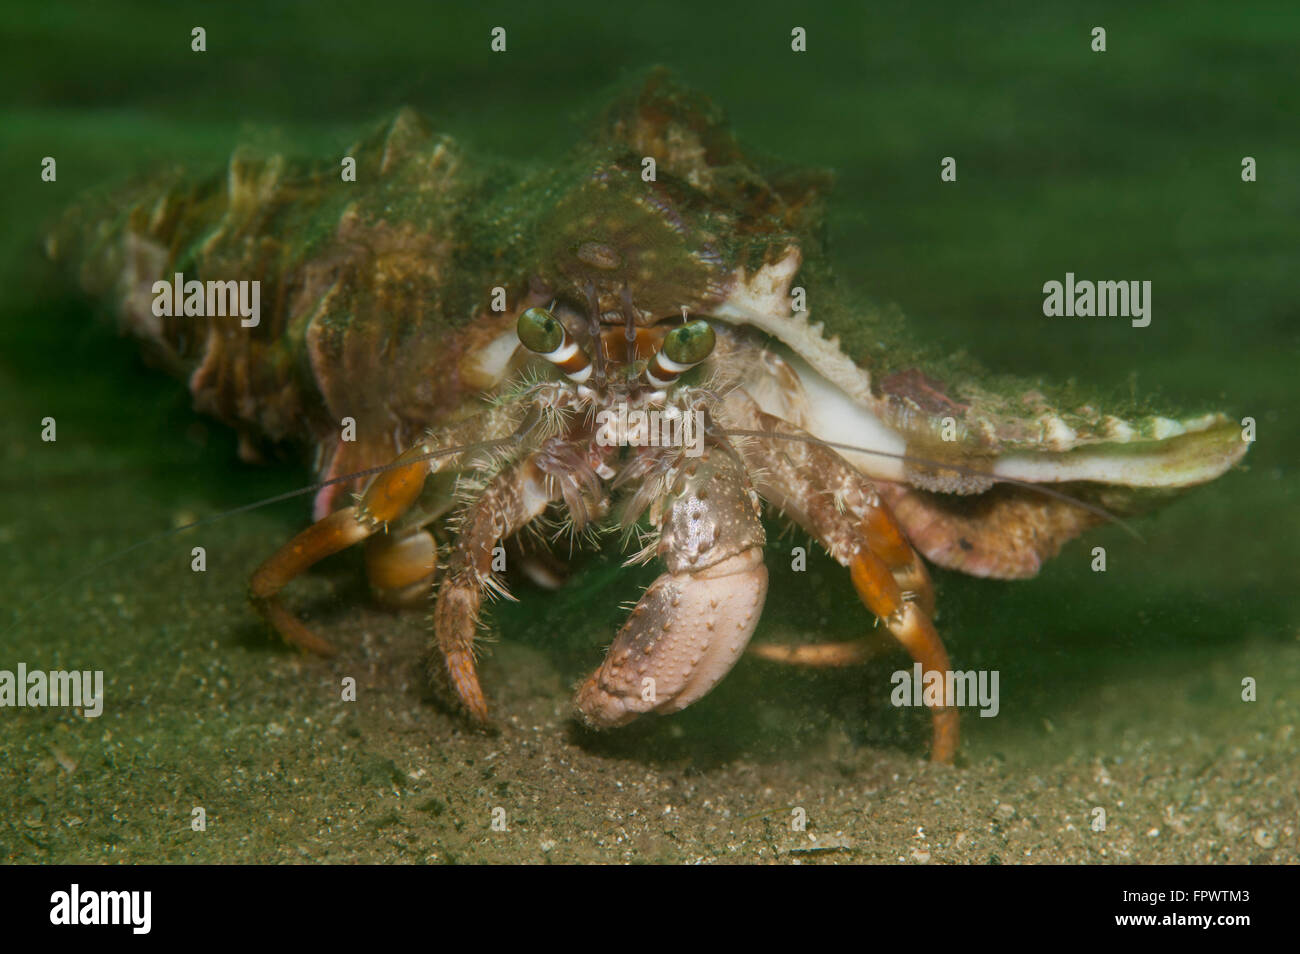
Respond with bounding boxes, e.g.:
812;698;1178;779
10;401;1139;636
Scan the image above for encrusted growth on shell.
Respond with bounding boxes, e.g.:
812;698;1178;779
50;68;1247;523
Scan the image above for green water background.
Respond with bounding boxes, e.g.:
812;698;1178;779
1;1;1296;862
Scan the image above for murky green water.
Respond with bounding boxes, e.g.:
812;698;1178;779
2;2;1296;863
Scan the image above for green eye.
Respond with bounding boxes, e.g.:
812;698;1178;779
663;320;715;366
517;307;564;354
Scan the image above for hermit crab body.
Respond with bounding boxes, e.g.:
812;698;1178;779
51;71;1247;761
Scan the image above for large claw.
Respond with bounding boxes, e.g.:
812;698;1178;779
576;445;768;727
576;548;767;726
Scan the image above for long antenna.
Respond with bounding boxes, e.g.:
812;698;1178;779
7;425;1139;633
719;427;1142;540
2;435;522;632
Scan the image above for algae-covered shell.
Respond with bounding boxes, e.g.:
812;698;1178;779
49;69;1248;576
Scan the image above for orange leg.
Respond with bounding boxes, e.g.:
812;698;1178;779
431;455;560;722
749;530;936;668
750;546;954;759
365;529;438;607
731;399;958;762
748;638;885;667
849;546;957;763
249;443;434;654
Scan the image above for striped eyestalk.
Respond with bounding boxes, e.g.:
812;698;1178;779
644;319;716;388
517;307;593;384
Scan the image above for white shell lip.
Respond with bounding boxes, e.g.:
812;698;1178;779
463;251;1248;494
991;416;1248;488
714;248;877;407
711;248;1249;492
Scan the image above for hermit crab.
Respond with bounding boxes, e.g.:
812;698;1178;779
50;70;1248;762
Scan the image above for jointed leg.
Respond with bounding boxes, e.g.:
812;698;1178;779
249;443;435;654
249;404;527;655
748;536;934;668
747;631;894;667
432;454;564;721
848;538;958;763
365;527;438;606
731;398;958;762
